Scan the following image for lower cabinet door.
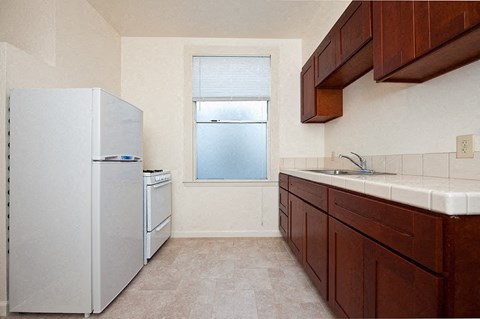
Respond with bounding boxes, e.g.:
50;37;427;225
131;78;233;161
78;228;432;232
304;202;328;299
364;239;444;318
279;210;288;240
288;194;304;262
328;218;365;318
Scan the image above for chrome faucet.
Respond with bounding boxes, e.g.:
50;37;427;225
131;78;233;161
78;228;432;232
338;152;371;172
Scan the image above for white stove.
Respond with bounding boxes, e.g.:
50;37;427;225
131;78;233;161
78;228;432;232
143;170;172;264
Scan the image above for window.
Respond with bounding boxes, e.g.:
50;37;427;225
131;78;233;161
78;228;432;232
192;56;271;180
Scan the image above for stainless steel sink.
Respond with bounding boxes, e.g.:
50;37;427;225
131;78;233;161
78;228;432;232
304;169;396;176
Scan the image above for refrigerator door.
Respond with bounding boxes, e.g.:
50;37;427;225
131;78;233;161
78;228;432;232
9;89;93;314
91;161;144;313
92;89;143;160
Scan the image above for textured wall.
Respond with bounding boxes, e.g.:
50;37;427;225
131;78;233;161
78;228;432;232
122;37;321;237
0;0;121;314
324;63;480;157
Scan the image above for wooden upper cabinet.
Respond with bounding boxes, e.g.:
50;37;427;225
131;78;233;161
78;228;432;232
415;1;476;56
300;56;316;123
315;31;337;86
337;1;372;63
466;2;480;28
316;0;373;88
373;1;415;81
301;1;372;123
374;0;480;82
301;56;343;123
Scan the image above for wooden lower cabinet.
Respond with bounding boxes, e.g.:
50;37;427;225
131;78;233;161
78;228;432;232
279;210;288;240
285;187;329;300
329;218;443;318
304;202;328;299
328;218;365;318
364;239;443;318
288;194;304;262
281;175;480;317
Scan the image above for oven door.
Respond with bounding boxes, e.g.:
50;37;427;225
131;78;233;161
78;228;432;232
146;180;172;231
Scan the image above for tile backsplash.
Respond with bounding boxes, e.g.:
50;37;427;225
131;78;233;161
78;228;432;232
280;152;480;181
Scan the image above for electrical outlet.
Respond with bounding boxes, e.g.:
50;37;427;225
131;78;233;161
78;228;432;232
456;134;475;159
331;151;336;161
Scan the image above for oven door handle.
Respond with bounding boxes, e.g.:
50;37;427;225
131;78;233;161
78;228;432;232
152;180;172;188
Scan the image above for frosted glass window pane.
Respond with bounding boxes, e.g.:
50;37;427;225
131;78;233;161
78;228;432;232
193;56;271;99
196;101;267;122
196;123;267;180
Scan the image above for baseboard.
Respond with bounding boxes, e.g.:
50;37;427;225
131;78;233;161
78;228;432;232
0;300;8;317
171;230;282;238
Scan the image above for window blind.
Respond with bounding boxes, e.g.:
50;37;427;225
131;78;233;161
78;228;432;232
192;56;271;100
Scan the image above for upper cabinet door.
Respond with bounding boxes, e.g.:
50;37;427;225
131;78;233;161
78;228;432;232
300;56;316;122
316;1;373;88
338;1;372;63
374;1;480;82
415;1;469;57
466;2;480;28
315;31;337;86
373;1;415;81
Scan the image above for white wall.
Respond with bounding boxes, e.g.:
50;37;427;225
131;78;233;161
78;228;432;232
0;0;121;314
122;37;322;237
324;61;480;156
0;0;56;65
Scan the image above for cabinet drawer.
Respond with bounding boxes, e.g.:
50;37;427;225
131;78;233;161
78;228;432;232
329;188;443;272
289;176;328;211
279;173;289;190
279;210;288;239
279;188;288;213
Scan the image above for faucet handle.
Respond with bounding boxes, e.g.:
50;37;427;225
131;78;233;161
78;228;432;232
351;152;368;170
350;152;365;162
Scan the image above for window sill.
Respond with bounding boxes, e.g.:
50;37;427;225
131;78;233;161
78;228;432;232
183;180;278;187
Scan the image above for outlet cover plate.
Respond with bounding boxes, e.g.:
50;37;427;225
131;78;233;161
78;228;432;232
456;134;475;159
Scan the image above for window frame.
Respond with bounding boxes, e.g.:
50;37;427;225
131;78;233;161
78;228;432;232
183;46;280;186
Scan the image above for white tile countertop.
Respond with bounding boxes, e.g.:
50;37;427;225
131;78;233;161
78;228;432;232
280;168;480;215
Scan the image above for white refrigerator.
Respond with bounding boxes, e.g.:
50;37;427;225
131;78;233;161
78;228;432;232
9;88;144;315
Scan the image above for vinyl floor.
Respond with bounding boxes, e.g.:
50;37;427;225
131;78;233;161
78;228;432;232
7;237;336;319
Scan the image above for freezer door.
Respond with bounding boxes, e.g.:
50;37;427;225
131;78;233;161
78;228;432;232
92;89;143;160
92;161;144;313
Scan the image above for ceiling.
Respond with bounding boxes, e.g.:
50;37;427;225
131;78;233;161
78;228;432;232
87;0;348;38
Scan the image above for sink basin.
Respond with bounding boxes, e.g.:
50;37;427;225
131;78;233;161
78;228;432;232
304;169;396;176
